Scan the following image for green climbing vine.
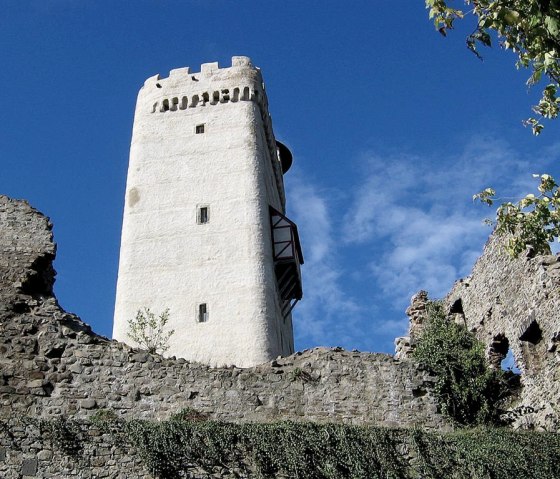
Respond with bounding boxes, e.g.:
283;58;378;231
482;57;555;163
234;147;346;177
121;420;408;479
9;415;560;479
38;417;82;456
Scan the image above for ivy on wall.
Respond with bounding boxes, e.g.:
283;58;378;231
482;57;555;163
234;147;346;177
30;414;560;479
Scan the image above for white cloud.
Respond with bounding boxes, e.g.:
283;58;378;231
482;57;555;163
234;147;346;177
285;135;560;353
286;170;362;348
343;136;552;306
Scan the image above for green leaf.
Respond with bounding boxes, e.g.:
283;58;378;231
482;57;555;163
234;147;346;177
545;15;559;36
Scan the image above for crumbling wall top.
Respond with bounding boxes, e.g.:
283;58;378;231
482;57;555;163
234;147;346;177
0;195;56;297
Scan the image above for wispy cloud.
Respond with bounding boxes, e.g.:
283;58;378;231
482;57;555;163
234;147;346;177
286;170;362;349
286;135;559;353
343;135;551;303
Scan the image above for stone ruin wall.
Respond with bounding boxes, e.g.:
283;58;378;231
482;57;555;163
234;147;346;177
0;419;150;479
446;234;560;429
3;194;560;476
0;195;442;427
397;234;560;430
0;195;447;477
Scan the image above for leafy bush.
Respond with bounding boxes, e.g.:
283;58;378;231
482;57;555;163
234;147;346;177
122;420;412;479
413;301;511;425
475;174;560;257
90;408;119;432
39;417;82;456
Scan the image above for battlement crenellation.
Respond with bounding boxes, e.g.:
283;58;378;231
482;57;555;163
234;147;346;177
142;56;256;88
139;56;265;117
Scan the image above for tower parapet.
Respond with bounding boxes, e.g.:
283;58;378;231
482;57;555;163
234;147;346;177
135;56;287;207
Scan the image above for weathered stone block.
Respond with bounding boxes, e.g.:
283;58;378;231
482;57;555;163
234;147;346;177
80;399;97;410
21;457;38;476
36;450;52;461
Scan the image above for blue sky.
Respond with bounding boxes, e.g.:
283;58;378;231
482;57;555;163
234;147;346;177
2;1;559;354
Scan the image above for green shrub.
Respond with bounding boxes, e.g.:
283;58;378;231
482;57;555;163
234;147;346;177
413;301;511;425
122;420;409;479
127;307;174;354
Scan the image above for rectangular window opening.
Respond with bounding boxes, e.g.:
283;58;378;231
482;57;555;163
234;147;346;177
195;124;205;134
198;303;208;323
198;206;209;224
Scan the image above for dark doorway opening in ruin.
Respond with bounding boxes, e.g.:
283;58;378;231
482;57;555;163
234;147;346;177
519;319;544;373
489;333;509;369
490;334;521;375
449;298;466;326
490;334;522;396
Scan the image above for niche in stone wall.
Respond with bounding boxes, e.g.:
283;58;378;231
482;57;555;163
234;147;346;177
519;318;544;373
448;298;466;326
519;320;543;345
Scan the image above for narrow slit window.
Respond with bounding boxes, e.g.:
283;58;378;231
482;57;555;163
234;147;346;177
195;124;205;134
198;206;209;224
198;303;208;323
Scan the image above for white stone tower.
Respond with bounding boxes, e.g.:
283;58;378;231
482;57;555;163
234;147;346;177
113;56;303;367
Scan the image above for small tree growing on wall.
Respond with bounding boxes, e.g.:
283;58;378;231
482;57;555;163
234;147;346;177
128;307;174;354
413;301;512;425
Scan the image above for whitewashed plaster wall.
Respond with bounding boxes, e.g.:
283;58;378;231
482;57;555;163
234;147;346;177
113;57;294;367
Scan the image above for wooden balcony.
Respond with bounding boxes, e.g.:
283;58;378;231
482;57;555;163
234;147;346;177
270;207;304;316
